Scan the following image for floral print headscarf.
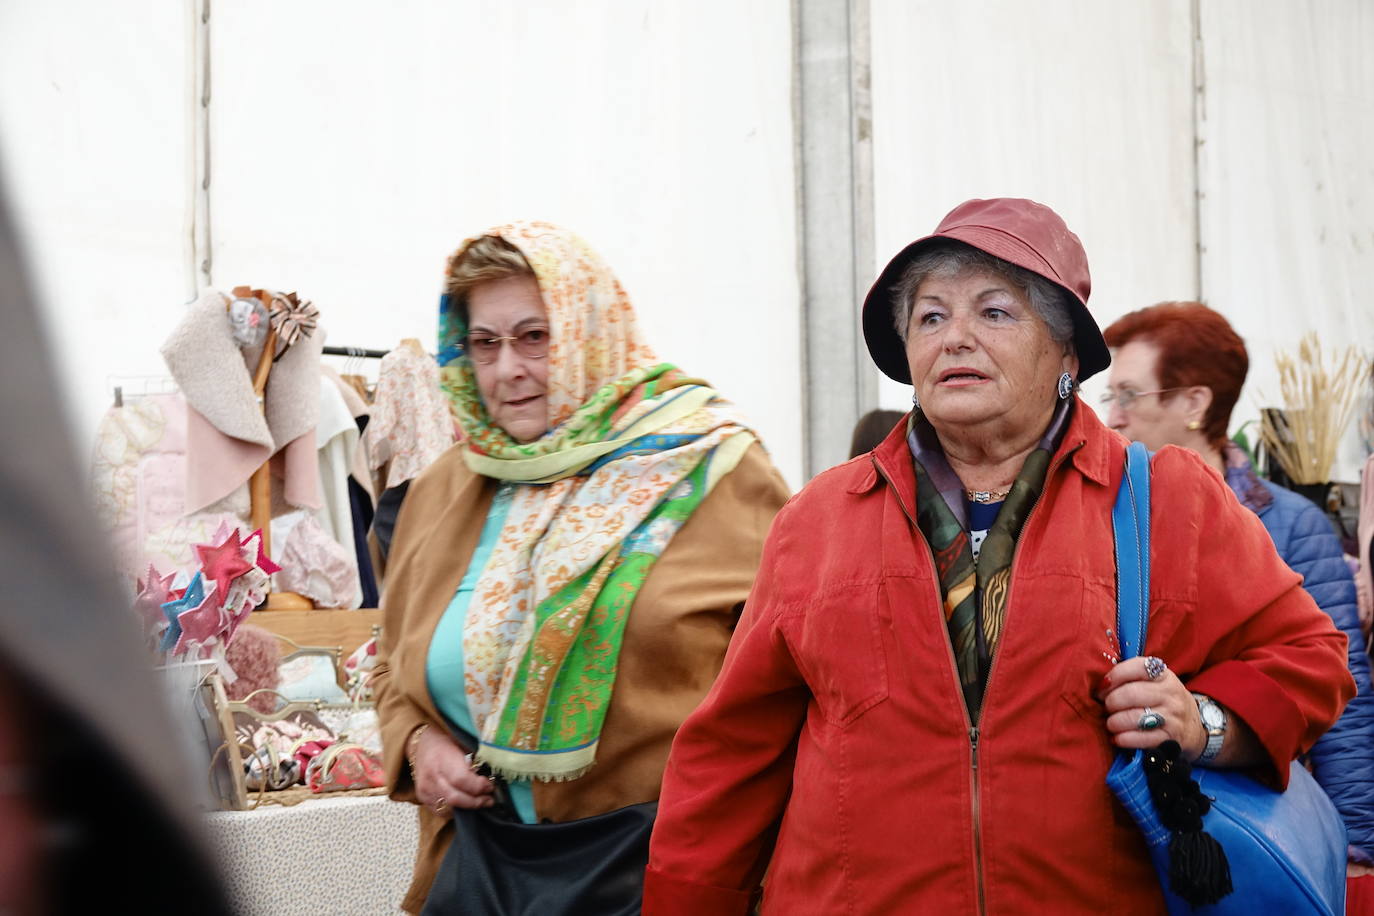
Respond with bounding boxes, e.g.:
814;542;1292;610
435;221;759;781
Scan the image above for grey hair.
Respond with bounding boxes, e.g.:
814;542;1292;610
890;240;1076;349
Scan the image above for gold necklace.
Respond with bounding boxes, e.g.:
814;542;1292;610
966;486;1011;503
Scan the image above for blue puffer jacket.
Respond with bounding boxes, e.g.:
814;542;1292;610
1228;451;1374;861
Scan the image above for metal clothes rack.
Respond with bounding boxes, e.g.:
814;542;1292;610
322;345;390;359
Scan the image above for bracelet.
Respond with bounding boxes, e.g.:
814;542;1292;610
406;724;429;783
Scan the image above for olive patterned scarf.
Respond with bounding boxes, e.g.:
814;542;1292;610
908;400;1072;720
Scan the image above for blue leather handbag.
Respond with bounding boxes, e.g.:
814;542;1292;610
1105;441;1347;915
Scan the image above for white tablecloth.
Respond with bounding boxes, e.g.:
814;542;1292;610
204;793;418;915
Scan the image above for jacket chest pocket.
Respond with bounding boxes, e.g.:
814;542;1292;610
1057;580;1118;723
779;582;890;728
1058;576;1193;723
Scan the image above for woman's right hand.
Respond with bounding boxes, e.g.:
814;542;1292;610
410;726;496;816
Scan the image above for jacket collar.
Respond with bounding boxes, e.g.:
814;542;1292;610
863;413;914;496
1061;398;1114;488
866;397;1115;503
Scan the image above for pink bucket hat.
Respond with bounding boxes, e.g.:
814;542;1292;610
862;197;1110;384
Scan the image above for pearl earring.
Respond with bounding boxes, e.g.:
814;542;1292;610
1057;372;1074;400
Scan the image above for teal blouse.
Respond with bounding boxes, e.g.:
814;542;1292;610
424;483;537;823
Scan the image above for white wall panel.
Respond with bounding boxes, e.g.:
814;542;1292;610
5;2;1369;487
207;2;803;485
0;2;191;446
869;0;1197;416
1198;0;1374;481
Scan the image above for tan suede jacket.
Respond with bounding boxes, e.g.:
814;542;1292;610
373;441;790;912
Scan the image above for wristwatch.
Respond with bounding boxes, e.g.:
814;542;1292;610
1192;693;1227;764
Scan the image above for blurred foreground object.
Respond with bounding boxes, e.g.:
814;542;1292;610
0;177;230;913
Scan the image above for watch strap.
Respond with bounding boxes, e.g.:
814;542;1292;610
1200;731;1225;763
1192;693;1226;764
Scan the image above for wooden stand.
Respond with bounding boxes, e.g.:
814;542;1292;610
237;286;313;611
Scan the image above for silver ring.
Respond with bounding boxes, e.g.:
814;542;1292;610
1143;656;1168;681
1138;708;1165;731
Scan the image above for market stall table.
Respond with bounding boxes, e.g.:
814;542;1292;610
204;791;417;915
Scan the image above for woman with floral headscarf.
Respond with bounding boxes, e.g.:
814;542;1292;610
373;221;790;914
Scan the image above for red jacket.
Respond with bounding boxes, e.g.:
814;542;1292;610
644;404;1353;915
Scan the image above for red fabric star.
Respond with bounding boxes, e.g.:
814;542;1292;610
195;529;254;596
242;529;282;575
174;580;226;654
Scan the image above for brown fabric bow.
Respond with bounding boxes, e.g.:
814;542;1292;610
266;291;319;354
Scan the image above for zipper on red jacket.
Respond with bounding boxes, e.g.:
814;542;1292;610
969;724;986;916
872;455;989;914
963;441;1084;912
872;441;1084;916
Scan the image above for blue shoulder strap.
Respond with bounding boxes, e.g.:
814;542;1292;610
1113;441;1152;660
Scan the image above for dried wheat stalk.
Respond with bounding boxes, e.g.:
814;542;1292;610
1259;333;1370;484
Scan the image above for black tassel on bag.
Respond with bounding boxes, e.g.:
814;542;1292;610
1142;741;1234;906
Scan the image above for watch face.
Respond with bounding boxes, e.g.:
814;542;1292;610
1201;703;1225;730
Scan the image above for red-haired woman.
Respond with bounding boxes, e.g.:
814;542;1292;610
1103;302;1374;897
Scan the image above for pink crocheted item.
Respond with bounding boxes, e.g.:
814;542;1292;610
224;624;281;715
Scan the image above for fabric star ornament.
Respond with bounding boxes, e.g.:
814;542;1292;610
222;566;270;644
133;564;177;633
195;528;254;597
241;528;282;575
173;579;225;656
159;572;207;654
241;566;271;606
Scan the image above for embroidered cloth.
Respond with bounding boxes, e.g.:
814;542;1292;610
364;340;458;490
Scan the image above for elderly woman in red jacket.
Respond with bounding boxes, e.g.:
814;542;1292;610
643;198;1354;914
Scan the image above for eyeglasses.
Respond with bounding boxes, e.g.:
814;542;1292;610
464;328;550;364
1099;387;1188;410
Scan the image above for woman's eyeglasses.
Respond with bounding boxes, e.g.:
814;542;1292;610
1099;387;1187;410
465;328;550;364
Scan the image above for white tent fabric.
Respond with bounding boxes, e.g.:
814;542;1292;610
1198;0;1374;482
871;0;1373;482
1;1;1370;484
